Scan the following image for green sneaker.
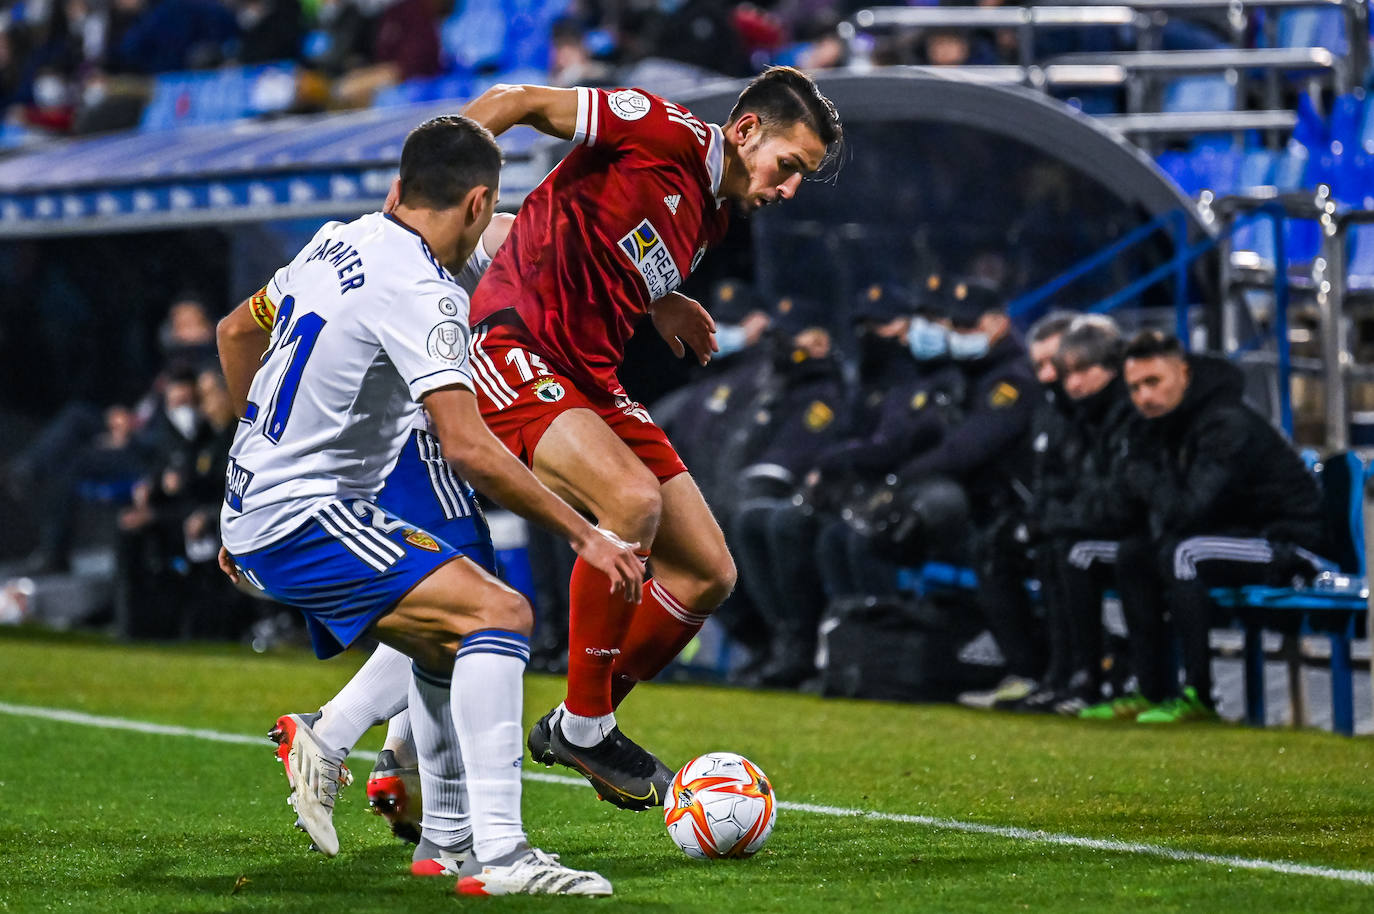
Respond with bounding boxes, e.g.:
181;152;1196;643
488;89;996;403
1135;687;1218;724
1079;693;1156;721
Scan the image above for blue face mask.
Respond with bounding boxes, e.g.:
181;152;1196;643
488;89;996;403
714;323;750;359
948;330;990;361
905;317;948;360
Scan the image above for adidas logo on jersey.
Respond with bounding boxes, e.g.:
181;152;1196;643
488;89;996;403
663;194;680;215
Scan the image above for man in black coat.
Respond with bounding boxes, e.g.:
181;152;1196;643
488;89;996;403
1021;315;1142;714
1112;331;1330;723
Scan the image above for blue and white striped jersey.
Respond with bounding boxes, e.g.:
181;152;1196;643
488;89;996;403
221;211;485;554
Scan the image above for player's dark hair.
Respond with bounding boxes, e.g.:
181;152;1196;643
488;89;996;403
1059;314;1124;371
399;115;502;209
728;66;843;172
1027;309;1077;346
1123;329;1186;362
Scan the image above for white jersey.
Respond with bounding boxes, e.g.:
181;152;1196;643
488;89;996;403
221;212;483;553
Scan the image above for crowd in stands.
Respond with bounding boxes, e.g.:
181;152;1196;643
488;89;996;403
2;0;1345;141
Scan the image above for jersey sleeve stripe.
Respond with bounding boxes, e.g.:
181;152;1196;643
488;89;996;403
573;87;592;146
585;87;600;146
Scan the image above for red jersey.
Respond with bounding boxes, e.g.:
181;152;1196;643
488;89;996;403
471;86;732;400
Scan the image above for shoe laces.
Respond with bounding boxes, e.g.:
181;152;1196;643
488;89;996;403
586;729;657;778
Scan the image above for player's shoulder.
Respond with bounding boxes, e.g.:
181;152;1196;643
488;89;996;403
595;85;712;150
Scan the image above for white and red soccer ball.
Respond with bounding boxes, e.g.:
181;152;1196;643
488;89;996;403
663;752;776;859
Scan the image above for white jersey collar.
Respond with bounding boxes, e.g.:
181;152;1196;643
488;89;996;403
706;123;725;208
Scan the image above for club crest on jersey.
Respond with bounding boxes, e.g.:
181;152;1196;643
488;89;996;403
404;529;440;552
608;89;650;121
427;321;468;363
533;377;566;403
617;219;682;300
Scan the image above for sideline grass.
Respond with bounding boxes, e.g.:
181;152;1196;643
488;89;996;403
0;629;1371;913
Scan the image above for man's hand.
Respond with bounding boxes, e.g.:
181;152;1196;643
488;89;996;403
218;546;241;584
571;526;644;604
651;292;716;366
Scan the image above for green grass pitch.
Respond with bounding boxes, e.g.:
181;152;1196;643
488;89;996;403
0;628;1371;913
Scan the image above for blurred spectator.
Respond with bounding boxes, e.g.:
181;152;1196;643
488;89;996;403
549;16;613;87
231;0;305;64
158;293;219;370
115;0;240;73
722;302;848;687
334;0;441;106
986;308;1077;711
1017;314;1137;714
884;278;1038;706
11;401;147;574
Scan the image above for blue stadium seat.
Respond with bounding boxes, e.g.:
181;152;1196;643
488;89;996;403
372;73;473;107
140;64;298;131
441;0;508;72
501;0;571;72
1348;224;1374;292
1209;451;1368;735
1275;7;1348;56
1162;75;1237;114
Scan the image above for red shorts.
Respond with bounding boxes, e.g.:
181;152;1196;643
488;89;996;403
468;322;688;483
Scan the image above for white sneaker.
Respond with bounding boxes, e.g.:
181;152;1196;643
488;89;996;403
956;675;1037;710
268;712;352;857
456;845;613;897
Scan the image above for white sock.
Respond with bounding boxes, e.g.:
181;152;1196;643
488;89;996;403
382;709;417;769
451;630;531;861
559;703;616;748
314;643;411;757
408;666;473;851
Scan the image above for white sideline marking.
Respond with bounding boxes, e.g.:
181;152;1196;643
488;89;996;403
2;700;1372;887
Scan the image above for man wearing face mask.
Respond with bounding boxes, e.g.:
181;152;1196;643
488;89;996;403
896;277;1041;695
1014;315;1141;715
804;283;966;626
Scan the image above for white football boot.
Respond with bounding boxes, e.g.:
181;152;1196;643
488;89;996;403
268;712;352;857
455;845;613;897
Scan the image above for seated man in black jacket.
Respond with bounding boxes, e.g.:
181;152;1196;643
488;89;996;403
1022;314;1141;714
1112;331;1331;723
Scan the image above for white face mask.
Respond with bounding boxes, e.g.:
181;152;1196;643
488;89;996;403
33;74;68;108
905;317;948;360
714;323;750;358
168;405;199;439
948;330;990;360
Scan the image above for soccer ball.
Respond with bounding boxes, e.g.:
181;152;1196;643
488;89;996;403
663;752;776;859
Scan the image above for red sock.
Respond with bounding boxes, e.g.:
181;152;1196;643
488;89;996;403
610;579;710;708
564;556;641;717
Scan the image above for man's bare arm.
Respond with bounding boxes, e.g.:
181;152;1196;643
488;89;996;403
463;84;580;140
217;300;268;417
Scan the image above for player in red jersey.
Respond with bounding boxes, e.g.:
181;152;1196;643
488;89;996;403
462;68;842;809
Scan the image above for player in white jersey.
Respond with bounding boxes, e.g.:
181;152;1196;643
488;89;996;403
218;213;516;874
217;115;643;897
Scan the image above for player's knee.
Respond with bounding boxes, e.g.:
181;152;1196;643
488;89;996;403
483;587;534;637
704;552;738;607
610;479;662;540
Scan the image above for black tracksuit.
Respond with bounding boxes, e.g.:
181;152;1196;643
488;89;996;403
1114;355;1328;703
